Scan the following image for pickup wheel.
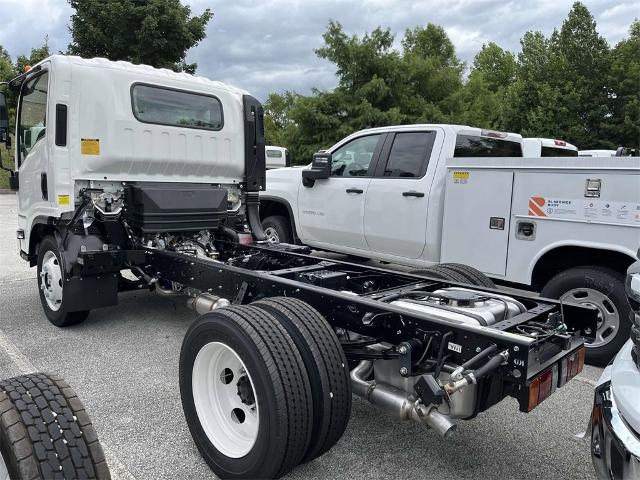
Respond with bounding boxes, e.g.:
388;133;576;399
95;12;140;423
0;373;110;480
252;297;351;463
262;215;292;244
437;263;496;288
410;266;469;284
179;305;313;479
36;236;90;327
541;266;631;366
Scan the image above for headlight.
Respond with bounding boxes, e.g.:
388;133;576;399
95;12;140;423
626;262;640;303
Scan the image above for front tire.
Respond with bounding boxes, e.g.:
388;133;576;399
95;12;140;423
262;216;292;244
36;236;90;327
180;306;313;479
541;266;631;366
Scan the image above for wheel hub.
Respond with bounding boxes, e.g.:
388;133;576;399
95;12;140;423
264;227;279;243
40;251;63;312
192;342;260;458
561;287;619;348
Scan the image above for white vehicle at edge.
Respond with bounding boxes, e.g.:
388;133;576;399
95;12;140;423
522;138;578;157
260;125;640;364
579;149;617;157
265;145;290;169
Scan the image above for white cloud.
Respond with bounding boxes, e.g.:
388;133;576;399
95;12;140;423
0;0;637;101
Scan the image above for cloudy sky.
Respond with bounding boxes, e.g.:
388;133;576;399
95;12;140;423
0;0;637;101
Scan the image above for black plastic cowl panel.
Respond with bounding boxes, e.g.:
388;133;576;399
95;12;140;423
124;182;228;233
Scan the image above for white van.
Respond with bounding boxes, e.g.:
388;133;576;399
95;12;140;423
265;145;290;169
522;138;577;157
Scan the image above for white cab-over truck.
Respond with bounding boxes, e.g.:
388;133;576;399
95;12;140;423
260;126;640;364
0;56;599;479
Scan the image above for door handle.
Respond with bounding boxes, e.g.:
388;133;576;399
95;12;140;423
346;188;364;194
40;172;48;200
402;190;424;198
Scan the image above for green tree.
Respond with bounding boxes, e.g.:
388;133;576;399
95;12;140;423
471;42;516;92
16;35;51;74
604;20;640;149
67;0;212;73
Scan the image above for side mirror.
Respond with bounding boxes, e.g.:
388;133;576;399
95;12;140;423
0;91;8;148
302;152;331;187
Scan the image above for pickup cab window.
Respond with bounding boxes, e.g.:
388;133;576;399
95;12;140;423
18;71;49;165
382;132;435;178
331;134;381;177
541;146;578;157
454;135;522;157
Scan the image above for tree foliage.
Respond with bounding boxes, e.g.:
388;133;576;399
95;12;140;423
266;2;638;164
67;0;212;73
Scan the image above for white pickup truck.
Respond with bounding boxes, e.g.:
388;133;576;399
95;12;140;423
260;125;640;364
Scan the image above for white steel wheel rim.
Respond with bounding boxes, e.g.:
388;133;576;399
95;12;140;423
40;251;63;311
0;450;10;480
192;342;260;458
561;287;620;348
264;227;280;243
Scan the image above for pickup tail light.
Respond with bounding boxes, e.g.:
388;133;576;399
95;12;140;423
520;346;585;412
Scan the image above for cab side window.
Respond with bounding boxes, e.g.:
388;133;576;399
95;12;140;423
18;72;49;165
382;132;435;178
330;134;381;177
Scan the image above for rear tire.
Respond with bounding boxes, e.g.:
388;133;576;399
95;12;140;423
437;263;496;288
410;266;468;283
179;305;313;479
252;297;351;463
262;216;292;244
541;266;631;366
0;373;110;480
36;236;90;327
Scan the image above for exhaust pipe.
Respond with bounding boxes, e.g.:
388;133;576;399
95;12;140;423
350;361;456;438
187;293;231;315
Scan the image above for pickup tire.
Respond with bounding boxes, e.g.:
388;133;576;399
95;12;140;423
179;305;313;479
0;372;110;480
36;236;90;327
437;263;496;288
411;264;496;288
541;266;631;366
252;297;351;463
262;215;292;244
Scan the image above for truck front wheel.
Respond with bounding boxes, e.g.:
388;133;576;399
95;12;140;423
36;236;90;327
262;215;292;244
541;266;631;366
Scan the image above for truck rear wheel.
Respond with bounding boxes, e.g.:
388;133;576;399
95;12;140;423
411;264;493;287
541;266;631;366
36;236;90;327
436;263;496;288
179;305;313;479
252;297;351;463
0;373;110;480
261;215;292;244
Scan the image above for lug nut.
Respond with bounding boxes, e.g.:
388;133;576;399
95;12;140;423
399;367;408;376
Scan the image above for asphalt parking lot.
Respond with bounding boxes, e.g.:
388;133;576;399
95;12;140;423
0;193;603;480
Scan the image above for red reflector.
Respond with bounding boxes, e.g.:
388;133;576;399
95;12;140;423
538;370;553;403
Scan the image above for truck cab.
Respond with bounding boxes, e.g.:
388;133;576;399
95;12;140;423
522;138;578;157
265;145;290;169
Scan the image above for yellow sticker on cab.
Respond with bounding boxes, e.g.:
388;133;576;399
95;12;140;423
81;138;100;155
58;195;70;206
452;171;470;184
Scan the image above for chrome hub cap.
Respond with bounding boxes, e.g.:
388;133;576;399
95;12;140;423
264;227;280;243
561;288;619;348
40;251;63;311
192;342;259;458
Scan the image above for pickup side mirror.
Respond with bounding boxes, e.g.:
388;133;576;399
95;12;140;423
302;152;332;187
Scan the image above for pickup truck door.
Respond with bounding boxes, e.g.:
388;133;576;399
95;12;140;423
297;133;385;250
364;130;440;259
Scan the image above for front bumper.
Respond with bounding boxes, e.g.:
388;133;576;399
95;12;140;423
591;361;640;479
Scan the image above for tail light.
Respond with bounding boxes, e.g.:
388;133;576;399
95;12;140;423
558;346;586;387
519;346;585;412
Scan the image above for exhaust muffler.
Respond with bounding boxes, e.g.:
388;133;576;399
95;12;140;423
350;360;456;438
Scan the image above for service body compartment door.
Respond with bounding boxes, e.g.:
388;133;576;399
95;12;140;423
440;169;513;276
